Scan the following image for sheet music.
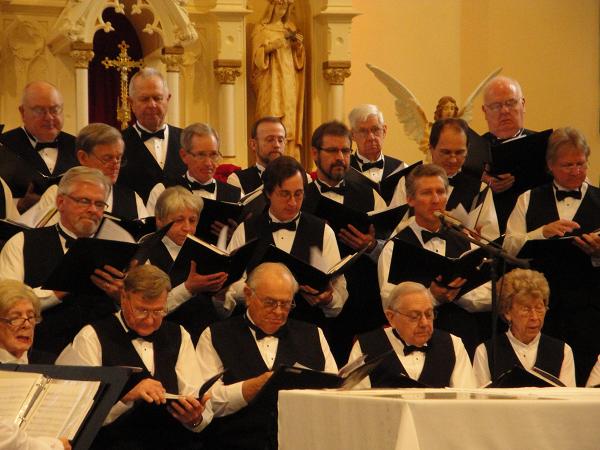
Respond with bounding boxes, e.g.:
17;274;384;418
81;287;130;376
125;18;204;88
0;373;44;425
23;379;100;439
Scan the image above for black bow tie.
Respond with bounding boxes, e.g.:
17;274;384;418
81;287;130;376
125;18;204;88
138;127;165;142
245;315;288;340
189;181;216;193
555;189;582;201
448;176;458;187
361;160;384;171
126;327;157;342
393;330;430;355
421;229;444;243
56;225;76;249
35;140;59;151
317;181;346;195
270;219;297;232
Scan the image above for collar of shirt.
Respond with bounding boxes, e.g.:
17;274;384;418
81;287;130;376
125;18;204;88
384;328;426;381
409;221;445;251
267;211;299;252
255;163;266;176
57;222;80;250
356;152;384;165
506;329;541;350
0;347;28;364
553;181;588;196
185;173;217;198
22;126;58;149
493;128;526;144
246;311;280;370
161;234;182;261
135;122;167;138
315;179;345;203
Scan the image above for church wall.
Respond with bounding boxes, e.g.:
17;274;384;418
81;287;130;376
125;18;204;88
347;0;600;183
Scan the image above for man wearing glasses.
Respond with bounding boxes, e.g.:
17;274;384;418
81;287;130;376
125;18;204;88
146;122;241;216
19;123;148;227
0;81;78;213
349;281;475;388
0;166;133;354
197;262;337;450
57;264;211;449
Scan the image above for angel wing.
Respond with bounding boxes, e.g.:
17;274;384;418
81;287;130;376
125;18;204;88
457;67;502;123
366;63;429;146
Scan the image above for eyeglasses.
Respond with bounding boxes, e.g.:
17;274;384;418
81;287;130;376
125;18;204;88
514;305;548;317
319;147;352;156
64;194;108;211
186;151;222;162
389;309;436;323
438;149;467;159
0;316;42;327
274;189;304;201
27;105;63;117
484;98;522;113
253;291;296;311
556;162;587;172
129;305;168;319
89;152;127;167
354;126;385;138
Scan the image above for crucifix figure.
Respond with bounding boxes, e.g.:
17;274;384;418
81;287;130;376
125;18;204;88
102;40;144;130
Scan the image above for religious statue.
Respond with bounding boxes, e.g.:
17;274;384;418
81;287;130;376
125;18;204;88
366;64;502;156
251;0;305;159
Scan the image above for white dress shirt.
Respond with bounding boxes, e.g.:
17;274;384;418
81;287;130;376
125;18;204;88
348;327;476;389
586;355;600;387
378;220;492;311
0;347;28;364
472;330;576;387
135;123;169;170
217;211;348;317
195;311;338;417
354;153;386;184
23;126;58;174
0;420;64;450
56;312;212;430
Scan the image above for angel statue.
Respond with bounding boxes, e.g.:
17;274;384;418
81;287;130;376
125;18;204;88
251;0;305;160
366;64;502;157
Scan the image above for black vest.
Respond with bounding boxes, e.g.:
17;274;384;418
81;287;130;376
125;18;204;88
484;333;564;380
234;166;263;194
110;183;139;219
358;328;455;387
164;175;241;202
203;315;324;450
446;171;482;212
118;125;186;202
395;225;470;260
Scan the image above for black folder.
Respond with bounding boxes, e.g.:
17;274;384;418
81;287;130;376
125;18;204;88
388;238;493;295
0;218;30;242
488;365;564;388
32;172;64;195
42;238;139;294
0;364;132;450
170;235;259;287
103;214;156;241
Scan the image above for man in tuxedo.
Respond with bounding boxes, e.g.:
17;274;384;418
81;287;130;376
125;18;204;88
378;164;491;356
350;281;475;388
349;104;405;203
20;123;148;227
0;81;78;212
504;127;600;384
220;155;348;325
0;166;132;354
117;68;186;202
146;122;241;243
227;117;286;195
302;120;387;363
57;264;210;450
430;118;499;239
197;262;337;450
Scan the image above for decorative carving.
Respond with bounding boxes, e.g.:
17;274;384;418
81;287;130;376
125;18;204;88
70;42;94;69
213;60;242;84
322;61;351;85
161;46;184;72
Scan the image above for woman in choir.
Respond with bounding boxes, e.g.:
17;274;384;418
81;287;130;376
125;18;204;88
0;279;55;363
473;268;576;386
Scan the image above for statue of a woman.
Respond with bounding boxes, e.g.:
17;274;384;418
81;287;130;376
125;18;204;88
251;0;305;159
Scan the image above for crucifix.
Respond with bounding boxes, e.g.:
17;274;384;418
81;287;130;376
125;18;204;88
102;41;144;130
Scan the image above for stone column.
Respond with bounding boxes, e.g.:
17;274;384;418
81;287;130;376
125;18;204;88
69;42;94;131
162;46;184;127
323;61;351;121
213;60;242;158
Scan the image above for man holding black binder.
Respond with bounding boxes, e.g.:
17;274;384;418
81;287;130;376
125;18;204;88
504;127;600;384
197;262;337;450
0;167;132;354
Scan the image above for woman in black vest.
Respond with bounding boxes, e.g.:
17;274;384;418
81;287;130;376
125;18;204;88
473;268;576;386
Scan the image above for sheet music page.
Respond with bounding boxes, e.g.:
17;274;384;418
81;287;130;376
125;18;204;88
0;373;44;425
23;379;100;439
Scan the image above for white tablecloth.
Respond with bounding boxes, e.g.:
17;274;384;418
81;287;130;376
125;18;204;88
278;388;600;450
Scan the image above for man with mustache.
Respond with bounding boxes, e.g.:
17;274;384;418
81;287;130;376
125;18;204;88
0;167;132;354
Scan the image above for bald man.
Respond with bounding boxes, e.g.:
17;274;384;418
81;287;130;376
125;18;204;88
0;81;78;212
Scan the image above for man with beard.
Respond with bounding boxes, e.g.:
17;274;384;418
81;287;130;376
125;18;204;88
0;167;132;354
117;68;186;202
227;117;286;195
302;121;387;363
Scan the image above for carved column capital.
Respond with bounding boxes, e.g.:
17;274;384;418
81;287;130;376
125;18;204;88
162;46;185;72
70;42;94;69
213;60;242;84
322;61;351;85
